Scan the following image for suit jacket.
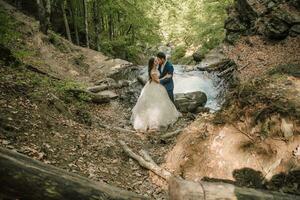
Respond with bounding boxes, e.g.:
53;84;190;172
159;61;174;91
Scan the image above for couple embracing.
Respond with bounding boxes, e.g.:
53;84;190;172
131;52;180;132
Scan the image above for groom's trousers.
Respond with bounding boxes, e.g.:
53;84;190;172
167;89;175;104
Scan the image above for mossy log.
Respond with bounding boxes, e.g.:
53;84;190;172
0;147;147;200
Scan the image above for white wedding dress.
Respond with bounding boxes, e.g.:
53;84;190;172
131;69;180;131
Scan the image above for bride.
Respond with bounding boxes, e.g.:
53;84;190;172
131;57;180;132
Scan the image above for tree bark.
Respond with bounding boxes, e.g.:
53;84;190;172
36;0;51;34
0;147;147;200
169;177;300;200
61;0;72;42
93;0;101;51
83;0;89;48
108;13;113;40
68;0;79;45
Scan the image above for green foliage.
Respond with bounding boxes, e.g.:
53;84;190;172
0;7;20;46
153;0;232;59
171;45;186;63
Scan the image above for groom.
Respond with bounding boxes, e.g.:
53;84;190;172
157;52;175;103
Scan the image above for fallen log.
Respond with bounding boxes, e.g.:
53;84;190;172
119;140;172;180
0;147;147;200
119;141;300;200
169;177;300;200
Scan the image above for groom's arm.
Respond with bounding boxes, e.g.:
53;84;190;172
160;64;174;84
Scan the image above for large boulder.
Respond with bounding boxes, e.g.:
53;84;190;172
175;91;207;113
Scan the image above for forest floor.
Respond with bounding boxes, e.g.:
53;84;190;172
1;0;300;199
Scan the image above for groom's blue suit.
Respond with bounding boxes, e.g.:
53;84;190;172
159;61;175;103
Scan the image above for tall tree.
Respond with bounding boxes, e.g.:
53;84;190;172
68;0;80;45
83;0;89;48
61;0;72;42
36;0;51;34
93;0;101;51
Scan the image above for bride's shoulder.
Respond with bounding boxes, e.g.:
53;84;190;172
151;69;159;75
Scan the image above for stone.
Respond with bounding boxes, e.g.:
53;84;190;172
137;75;147;85
281;118;293;138
97;90;118;99
236;0;267;22
224;17;247;32
90;90;118;104
87;84;108;93
225;32;241;44
175;91;207;113
195;107;210;114
95;78;116;86
192;52;203;63
273;9;300;25
290;24;300;36
264;18;290;39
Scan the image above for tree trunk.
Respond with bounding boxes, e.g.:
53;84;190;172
61;0;72;42
68;0;79;45
108;13;113;40
93;0;101;51
0;147;147;200
83;0;89;48
36;0;51;34
169;177;300;200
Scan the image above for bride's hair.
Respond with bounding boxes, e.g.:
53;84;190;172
148;57;155;82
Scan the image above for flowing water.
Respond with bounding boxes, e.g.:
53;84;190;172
138;65;224;111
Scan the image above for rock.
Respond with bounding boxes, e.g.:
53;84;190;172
265;18;290;39
195;107;210;114
90;90;118;104
290;0;300;10
224;17;248;32
87;84;109;93
98;90;118;99
192;52;203;63
290;24;300;36
137;75;148;85
267;1;276;10
273;9;300;25
281;118;293;138
225;0;299;41
175;91;207;113
236;0;267;23
197;47;227;69
95;78;116;86
117;80;130;88
225;32;241;44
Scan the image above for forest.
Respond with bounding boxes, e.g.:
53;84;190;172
6;0;231;63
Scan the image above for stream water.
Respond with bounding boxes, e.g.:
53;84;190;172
139;65;224;111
